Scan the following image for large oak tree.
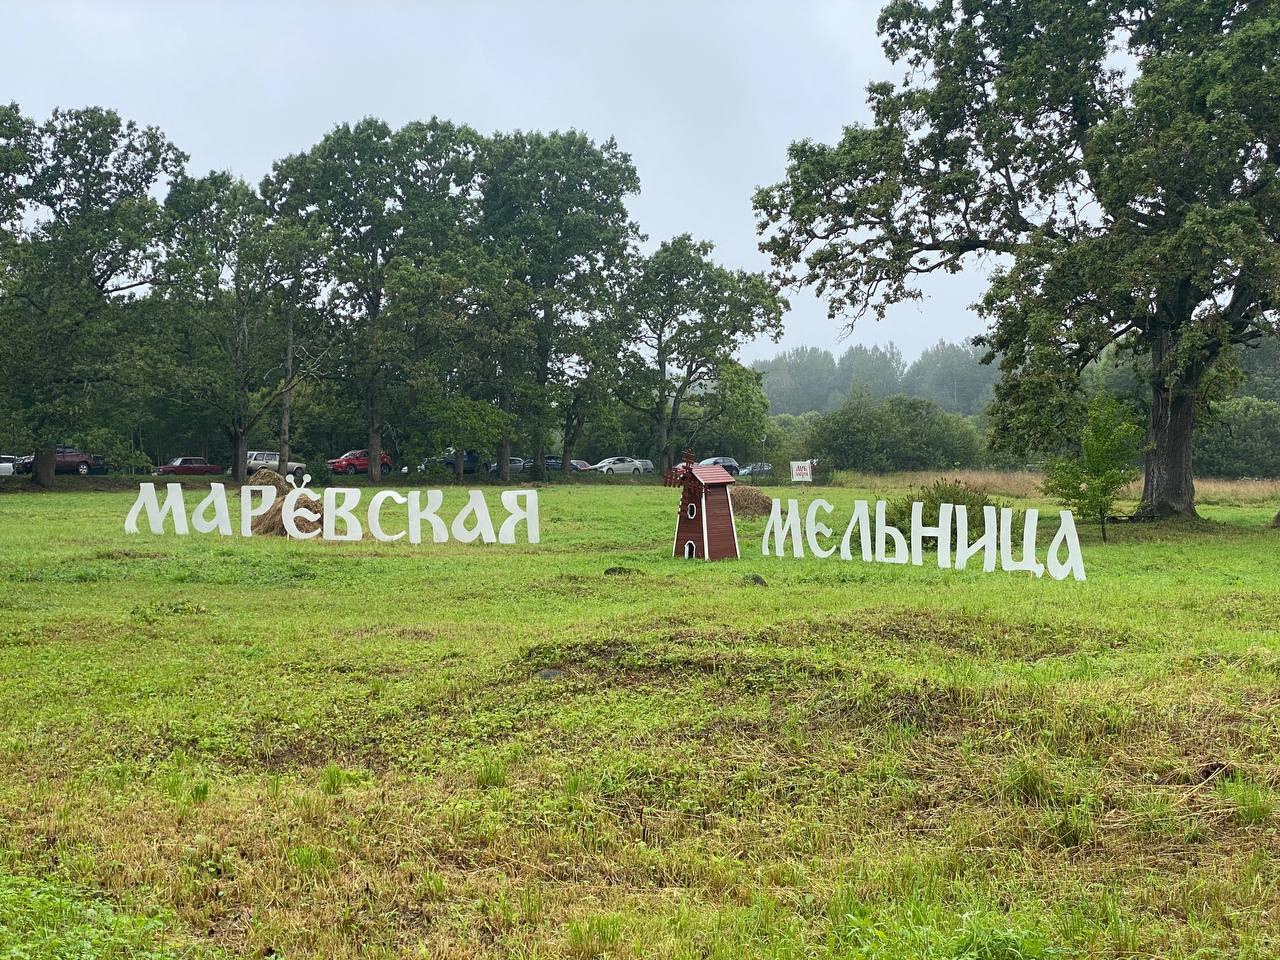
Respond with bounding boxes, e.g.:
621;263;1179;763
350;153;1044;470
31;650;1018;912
755;0;1280;517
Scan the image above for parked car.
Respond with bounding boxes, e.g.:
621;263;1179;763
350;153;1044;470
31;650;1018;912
429;450;481;474
0;455;14;478
245;450;307;480
487;456;526;476
154;456;224;476
16;447;105;476
327;449;392;476
592;456;643;475
635;459;655;473
739;462;772;477
699;456;740;476
567;459;592;472
543;455;563;471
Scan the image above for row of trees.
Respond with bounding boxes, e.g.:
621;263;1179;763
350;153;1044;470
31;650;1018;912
0;105;785;485
753;340;1000;416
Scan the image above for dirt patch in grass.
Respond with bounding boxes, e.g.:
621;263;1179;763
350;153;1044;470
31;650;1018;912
92;547;166;561
343;625;442;644
729;485;774;517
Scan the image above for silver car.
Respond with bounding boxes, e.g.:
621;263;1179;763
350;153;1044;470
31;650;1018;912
246;450;306;481
591;456;643;475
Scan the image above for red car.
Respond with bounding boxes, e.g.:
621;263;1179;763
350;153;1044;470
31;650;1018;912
16;446;103;475
327;449;392;476
155;456;224;476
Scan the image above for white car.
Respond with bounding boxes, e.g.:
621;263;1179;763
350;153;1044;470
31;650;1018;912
592;456;643;475
0;455;14;477
245;450;306;480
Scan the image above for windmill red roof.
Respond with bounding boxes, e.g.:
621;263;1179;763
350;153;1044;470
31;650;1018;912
689;464;735;485
663;450;736;488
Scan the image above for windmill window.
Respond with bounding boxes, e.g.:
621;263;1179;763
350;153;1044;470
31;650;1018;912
686;502;697;520
684;540;696;558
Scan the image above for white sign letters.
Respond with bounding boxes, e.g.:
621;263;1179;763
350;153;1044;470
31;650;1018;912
125;482;540;545
762;497;1086;580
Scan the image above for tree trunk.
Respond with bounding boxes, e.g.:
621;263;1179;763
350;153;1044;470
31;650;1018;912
367;411;383;484
1137;353;1199;519
234;432;249;484
278;313;294;484
655;410;670;473
498;435;511;482
454;445;464;483
33;445;56;488
563;412;581;483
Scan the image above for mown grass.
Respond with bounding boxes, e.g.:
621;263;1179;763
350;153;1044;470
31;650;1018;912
0;479;1277;958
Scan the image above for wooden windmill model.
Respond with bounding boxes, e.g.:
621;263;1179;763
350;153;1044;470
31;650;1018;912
664;450;739;560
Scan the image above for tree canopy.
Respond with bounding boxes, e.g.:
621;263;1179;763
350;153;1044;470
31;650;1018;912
0;105;781;482
755;0;1280;518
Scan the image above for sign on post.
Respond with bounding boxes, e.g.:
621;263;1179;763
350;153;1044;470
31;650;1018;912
790;460;813;482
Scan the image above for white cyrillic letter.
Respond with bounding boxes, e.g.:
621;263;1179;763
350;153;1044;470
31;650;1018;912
452;490;497;544
125;483;189;535
499;490;540;544
323;487;363;541
805;498;836;558
954;505;997;572
368;490;406;542
1046;511;1087;581
762;498;804;557
839;499;872;561
1000;507;1045;577
240;485;278;537
875;500;908;564
282;488;321;540
191;483;232;536
911;501;953;568
408;490;448;544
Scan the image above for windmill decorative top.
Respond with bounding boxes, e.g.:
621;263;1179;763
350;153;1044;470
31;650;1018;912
665;449;739;561
664;449;735;488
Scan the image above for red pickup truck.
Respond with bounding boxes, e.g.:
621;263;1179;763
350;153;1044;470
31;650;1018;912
154;456;224;476
327;449;392;475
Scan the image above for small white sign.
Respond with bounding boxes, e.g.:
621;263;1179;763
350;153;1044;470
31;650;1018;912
790;461;813;482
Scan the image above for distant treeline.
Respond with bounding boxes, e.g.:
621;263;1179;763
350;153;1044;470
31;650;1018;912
752;341;999;416
754;339;1280;479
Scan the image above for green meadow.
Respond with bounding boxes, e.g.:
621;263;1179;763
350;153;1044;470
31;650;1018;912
0;480;1277;958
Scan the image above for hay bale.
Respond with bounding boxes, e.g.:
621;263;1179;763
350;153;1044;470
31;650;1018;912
246;468;290;496
731;484;775;517
251;494;325;538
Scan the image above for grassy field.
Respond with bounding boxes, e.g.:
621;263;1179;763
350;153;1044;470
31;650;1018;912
0;478;1277;958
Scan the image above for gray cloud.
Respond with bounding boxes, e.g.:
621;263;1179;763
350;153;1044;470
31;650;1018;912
4;0;990;360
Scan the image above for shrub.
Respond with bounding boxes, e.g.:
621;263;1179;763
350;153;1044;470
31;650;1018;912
884;478;1002;534
1195;396;1280;478
810;393;985;472
1042;394;1144;542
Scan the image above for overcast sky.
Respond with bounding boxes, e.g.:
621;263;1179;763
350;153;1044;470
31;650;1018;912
4;0;991;362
